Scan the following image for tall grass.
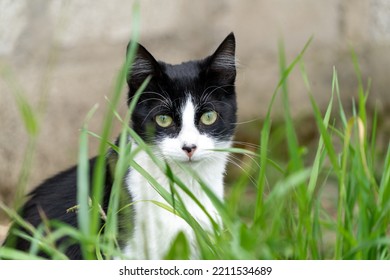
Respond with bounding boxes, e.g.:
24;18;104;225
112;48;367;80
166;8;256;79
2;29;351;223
1;28;389;259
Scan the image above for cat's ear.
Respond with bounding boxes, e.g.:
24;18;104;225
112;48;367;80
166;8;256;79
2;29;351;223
206;32;236;84
126;42;161;93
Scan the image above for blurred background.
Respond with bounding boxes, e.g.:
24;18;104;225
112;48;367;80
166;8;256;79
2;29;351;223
1;0;390;239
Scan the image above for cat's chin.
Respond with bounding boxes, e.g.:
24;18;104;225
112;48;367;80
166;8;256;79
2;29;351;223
169;157;202;164
163;154;207;166
180;158;202;164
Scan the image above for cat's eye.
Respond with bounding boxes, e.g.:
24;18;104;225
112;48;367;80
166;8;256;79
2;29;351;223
155;115;173;128
200;111;218;125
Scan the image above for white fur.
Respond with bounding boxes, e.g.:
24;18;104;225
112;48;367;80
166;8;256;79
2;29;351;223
123;98;230;259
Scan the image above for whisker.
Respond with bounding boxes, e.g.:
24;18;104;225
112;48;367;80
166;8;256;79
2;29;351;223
206;154;258;186
215;150;260;172
140;92;172;109
231;140;261;150
199;84;234;105
140;106;163;126
209;100;235;109
138;98;170;109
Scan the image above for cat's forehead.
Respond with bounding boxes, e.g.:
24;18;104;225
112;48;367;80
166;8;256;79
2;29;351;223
161;60;202;81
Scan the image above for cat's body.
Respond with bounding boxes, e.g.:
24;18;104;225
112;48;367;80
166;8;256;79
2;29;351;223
3;33;237;259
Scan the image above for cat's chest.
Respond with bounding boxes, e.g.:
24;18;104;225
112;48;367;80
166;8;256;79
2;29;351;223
123;150;224;259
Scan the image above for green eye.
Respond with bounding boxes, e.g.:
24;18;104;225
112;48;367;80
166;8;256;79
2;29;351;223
200;111;218;125
155;115;173;128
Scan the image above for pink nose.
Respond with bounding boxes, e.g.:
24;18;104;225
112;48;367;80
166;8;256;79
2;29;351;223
182;144;197;158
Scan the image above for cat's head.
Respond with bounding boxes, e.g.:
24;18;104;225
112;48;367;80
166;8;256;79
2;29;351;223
126;33;237;165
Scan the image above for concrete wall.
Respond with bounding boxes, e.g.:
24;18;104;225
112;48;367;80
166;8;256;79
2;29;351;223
1;0;389;206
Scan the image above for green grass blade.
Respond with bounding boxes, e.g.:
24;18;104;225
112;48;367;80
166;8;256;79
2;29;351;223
378;144;390;207
89;1;141;248
0;247;45;260
278;38;304;173
77;104;98;259
264;169;312;206
254;36;313;223
102;76;150;259
350;48;367;127
300;62;334;198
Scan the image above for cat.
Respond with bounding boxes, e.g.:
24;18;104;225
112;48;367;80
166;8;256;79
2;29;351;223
3;32;237;259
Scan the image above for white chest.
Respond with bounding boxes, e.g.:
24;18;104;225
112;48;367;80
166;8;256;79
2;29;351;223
123;151;226;259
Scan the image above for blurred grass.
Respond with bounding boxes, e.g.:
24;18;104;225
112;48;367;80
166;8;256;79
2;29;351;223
1;10;390;258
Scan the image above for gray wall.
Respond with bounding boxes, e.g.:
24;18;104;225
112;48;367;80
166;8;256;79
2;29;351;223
1;0;390;206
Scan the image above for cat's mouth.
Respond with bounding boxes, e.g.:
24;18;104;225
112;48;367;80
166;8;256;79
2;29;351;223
174;156;201;164
163;153;204;165
183;157;200;164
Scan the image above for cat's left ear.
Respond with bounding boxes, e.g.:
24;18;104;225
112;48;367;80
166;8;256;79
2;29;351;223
206;32;236;84
126;41;162;96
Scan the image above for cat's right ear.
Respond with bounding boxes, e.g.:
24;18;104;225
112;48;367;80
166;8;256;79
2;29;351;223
126;42;161;94
206;32;236;85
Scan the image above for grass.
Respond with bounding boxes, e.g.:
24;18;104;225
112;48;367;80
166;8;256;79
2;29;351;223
1;13;389;259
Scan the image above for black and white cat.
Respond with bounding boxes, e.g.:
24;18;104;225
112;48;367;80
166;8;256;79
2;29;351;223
4;33;237;259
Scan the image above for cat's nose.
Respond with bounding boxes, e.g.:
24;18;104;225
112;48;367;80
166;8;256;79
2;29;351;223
182;144;197;159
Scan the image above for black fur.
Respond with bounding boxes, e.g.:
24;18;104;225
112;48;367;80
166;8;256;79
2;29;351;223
3;158;110;259
2;33;236;259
